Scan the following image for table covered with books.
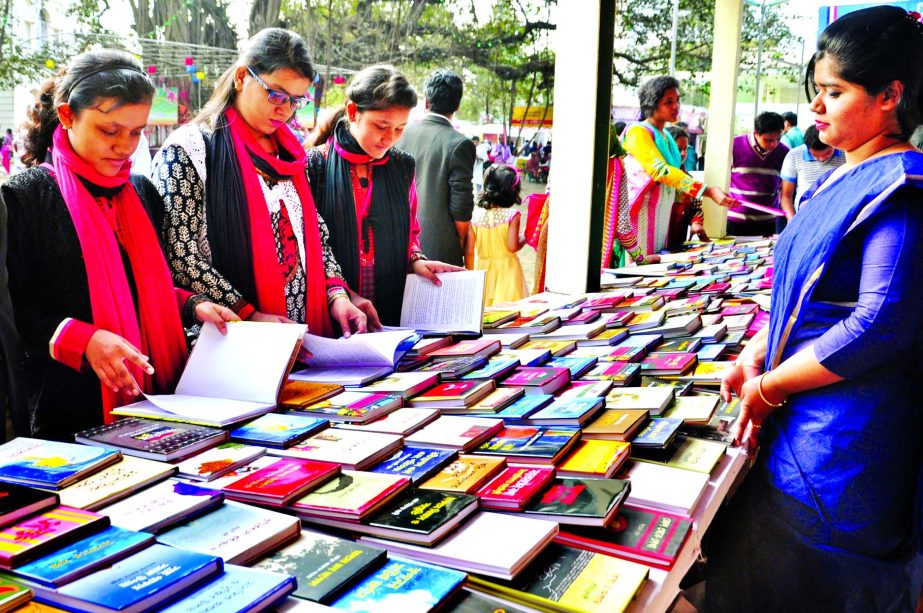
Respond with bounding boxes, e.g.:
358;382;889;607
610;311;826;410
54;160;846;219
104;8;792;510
0;239;772;613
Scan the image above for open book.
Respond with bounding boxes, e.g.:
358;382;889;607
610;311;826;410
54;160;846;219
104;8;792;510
289;330;419;386
113;322;307;427
400;270;486;334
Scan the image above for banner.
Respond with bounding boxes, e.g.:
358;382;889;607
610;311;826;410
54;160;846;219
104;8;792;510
511;105;553;128
149;87;179;126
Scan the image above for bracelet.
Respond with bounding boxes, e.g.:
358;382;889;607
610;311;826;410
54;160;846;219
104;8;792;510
409;251;428;265
756;374;785;408
734;356;764;369
327;288;349;306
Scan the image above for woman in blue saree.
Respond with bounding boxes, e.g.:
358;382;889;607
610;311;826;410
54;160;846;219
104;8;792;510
709;7;923;611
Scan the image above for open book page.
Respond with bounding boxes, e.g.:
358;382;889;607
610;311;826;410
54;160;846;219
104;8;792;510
399;270;486;333
301;330;418;367
123;397;271;422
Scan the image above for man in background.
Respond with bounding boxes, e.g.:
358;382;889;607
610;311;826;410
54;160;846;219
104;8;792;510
780;111;804;149
728;111;789;236
398;69;476;267
780;125;844;221
472;136;490;193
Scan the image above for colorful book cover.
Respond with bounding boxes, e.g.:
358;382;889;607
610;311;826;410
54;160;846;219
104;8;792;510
419;455;506;494
55;456;177;511
573;345;644;363
640;352;697;374
696;343;727;362
40;544;221;612
582;409;649;442
518;341;575;357
614;334;663;351
605;386;674;414
0;484;58;529
404;417;503;451
415;356;487;379
229;414;328;448
627;311;666;330
74;418;227;461
429;338;501;358
476;465;555;510
483;311;520;328
583;362;641;385
526;398;604;426
158;501;299;565
490;395;553;420
291;472;410;521
298;392;402;422
409;381;495;406
223;458;340;505
496;348;551;368
0;506;109;569
547;357;596;378
102;480;223;533
631;436;726;474
14;526;154;587
370;447;457;483
467;358;526;382
0;575;30;610
368;490;479;535
655;337;702;353
254;530;387;603
158;565;295;613
557;439;631;478
475;426;581;464
277;381;344;409
175;443;266;481
503;367;569;388
0;439;121;490
469;387;524;412
557;381;613;399
524;478;630;524
631;417;683;449
337;408;439;436
330;557;466;611
272;429;403;470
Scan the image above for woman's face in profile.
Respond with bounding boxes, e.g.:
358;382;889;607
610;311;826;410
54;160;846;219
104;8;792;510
347;104;411;159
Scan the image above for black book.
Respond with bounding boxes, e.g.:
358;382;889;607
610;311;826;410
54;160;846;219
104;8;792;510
0;483;59;529
74;418;228;462
365;489;480;546
523;477;630;527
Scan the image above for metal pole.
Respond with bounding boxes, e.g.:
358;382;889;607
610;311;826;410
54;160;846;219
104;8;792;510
795;37;805;116
753;0;767;118
669;0;680;76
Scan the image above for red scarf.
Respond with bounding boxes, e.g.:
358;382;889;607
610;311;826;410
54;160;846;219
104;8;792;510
225;108;332;336
51;126;186;421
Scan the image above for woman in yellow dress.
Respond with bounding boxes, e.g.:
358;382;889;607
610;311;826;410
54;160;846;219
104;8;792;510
466;164;529;306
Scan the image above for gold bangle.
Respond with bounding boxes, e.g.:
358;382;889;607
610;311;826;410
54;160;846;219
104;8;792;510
756;374;785;408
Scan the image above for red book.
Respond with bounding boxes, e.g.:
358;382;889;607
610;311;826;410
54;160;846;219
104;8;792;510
700;282;731;294
720;304;758;316
408;380;496;408
428;339;501;359
502;367;571;395
563;310;601;325
476;465;556;511
0;506;109;569
640;352;697;375
223;458;340;506
582;295;625;312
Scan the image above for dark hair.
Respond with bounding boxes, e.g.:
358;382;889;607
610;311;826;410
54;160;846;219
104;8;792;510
806;6;923;140
754;111;784;134
803;125;828;151
614;121;626;136
311;64;418;145
781;111;798;126
424;69;463;115
638;76;680;119
197;28;315;129
472;136;480;142
665;125;689;142
477;163;521;209
21;49;154;167
5;129;11;135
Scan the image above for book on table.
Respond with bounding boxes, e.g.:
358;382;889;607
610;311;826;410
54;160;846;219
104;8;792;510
486;314;561;335
404;416;504;451
178;456;278;492
289;329;420;386
290;471;411;523
581;409;650;442
406;380;497;410
576;327;629;347
465;387;524;413
460;358;521;383
0;438;120;490
418;455;507;494
497;347;552;367
557;380;614;400
605;386;674;415
517;340;576;357
113;322;307;427
529;321;606;343
501;366;571;395
414;355;488;379
54;455;177;511
427;338;502;359
581;362;641;386
268;428;403;471
521;397;604;427
357;372;440;399
0;484;58;529
483;310;520;329
486;395;554;421
336;407;439;437
623;461;710;516
229;413;328;449
158;565;295;613
73;418;228;462
399;270;486;334
253;529;387;603
523;477;630;527
641;351;698;376
547;356;597;378
0;506;109;570
662;394;721;425
474;425;581;465
100;479;223;533
275;380;343;411
222;458;340;507
630;434;726;474
330;557;466;612
174;442;266;482
368;446;457;483
286;391;402;425
556;439;631;478
655;336;703;353
631;416;683;450
475;465;555;511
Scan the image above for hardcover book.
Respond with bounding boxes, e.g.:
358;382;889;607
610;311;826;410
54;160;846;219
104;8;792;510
222;458;340;507
475;465;555;511
101;479;223;533
175;443;266;482
631;417;683;449
330;557;466;612
556;439;631;479
0;506;109;569
270;429;403;471
358;372;441;399
158;564;295;613
404;416;504;451
524;397;604;427
475;426;581;465
336;408;439;436
229;414;328;449
0;439;120;490
369;447;458;483
419;455;506;494
365;490;480;546
14;526;155;588
253;530;387;603
0;484;58;529
74;418;228;462
290;471;411;522
291;392;402;424
581;410;650;442
54;456;177;511
523;478;630;527
276;380;344;410
158;501;300;565
407;380;497;409
605;386;674;415
501;367;571;395
460;358;521;382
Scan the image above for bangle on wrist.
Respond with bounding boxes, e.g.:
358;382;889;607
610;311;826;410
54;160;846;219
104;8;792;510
757;374;785;408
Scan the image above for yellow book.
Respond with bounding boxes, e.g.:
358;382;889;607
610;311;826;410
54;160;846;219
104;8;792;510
55;456;176;511
557;440;630;478
662;395;720;425
519;340;577;357
419;455;506;494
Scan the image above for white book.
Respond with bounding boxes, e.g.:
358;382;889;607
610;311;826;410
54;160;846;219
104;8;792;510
175;443;266;481
530;322;606;342
626;461;710;516
359;511;559;580
296;330;417;370
404;416;503;451
336;408;440;436
101;479;221;533
268;429;403;470
400;270;486;334
56;455;176;511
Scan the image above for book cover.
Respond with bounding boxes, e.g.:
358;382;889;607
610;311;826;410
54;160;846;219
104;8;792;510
415;356;487;378
36;543;221;613
254;530;387;603
460;358;521;382
229;414;328;449
175;443;266;482
74;418;228;462
419;455;506;494
14;526;154;588
640;352;697;375
663;395;720;425
491;395;553;420
475;465;555;511
330;557;466;612
222;458;340;506
0;484;58;530
483;310;520;328
0;506;109;569
578;327;629;347
605;386;674;414
271;429;403;471
525;397;604;427
475;426;581;464
626;311;666;331
189;456;278;492
679;361;735;385
624;462;710;516
655;337;703;353
102;480;223;533
547;357;597;378
0;439;121;490
572;345;645;363
408;380;496;408
359;373;440;398
502;367;570;394
631;417;683;449
631;435;726;474
428;338;501;359
517;341;575;357
337;408;439;437
468;387;524;413
496;348;551;368
295;392;402;424
368;490;479;539
405;416;503;451
369;447;457;483
55;456;177;511
581;410;649;442
696;343;727;362
277;380;344;409
0;575;30;610
582;362;640;386
524;478;630;526
290;471;410;521
557;439;631;478
158;501;300;565
614;334;663;352
556;381;614;400
410;337;453;356
158;565;295;613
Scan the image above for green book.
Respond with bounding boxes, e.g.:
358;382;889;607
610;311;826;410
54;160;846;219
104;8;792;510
367;489;480;546
523;478;630;527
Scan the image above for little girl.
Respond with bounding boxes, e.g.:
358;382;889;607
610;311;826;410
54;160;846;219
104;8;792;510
466;164;529;306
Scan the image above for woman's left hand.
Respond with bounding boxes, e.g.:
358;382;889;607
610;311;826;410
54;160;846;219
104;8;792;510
733;374;785;453
194;301;240;334
330;296;367;338
411;259;465;286
348;292;382;332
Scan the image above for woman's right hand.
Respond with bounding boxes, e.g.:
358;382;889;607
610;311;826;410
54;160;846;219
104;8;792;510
705;186;737;208
85;330;153;396
249;310;295;324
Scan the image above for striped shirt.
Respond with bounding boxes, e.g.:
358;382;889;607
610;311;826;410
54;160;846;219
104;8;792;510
780;145;846;212
728;133;789;223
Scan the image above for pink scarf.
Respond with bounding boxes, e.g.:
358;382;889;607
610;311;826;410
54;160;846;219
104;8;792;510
51;126;186;421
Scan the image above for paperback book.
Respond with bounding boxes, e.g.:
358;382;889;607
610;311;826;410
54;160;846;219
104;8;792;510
336;408;439;437
55;456;177;511
101;479;223;533
73;418;228;462
523;478;630;527
419;455;506;494
0;439;120;490
475;465;554;511
222;458;340;507
290;471;411;522
270;429;403;471
175;443;266;482
369;447;458;483
158;565;295;613
290;392;402;424
0;506;109;569
229;414;328;449
330;556;466;612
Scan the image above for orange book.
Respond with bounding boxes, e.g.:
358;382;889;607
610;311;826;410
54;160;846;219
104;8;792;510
557;440;631;479
419;455;506;494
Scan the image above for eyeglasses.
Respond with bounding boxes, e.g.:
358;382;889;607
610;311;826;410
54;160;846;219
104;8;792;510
246;66;311;110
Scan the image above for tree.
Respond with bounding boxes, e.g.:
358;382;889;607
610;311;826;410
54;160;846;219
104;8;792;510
129;0;237;48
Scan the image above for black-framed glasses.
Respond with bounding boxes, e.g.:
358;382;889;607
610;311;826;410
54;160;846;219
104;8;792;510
246;66;311;110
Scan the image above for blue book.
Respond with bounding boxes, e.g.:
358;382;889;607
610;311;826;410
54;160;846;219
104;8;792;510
330;557;465;611
370;446;457;483
632;417;684;449
230;414;328;448
476;426;581;464
615;334;664;352
696;343;726;361
525;397;604;427
0;438;121;489
461;358;520;381
158;565;295;613
548;357;596;378
488;395;554;420
28;543;222;613
15;526;155;588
